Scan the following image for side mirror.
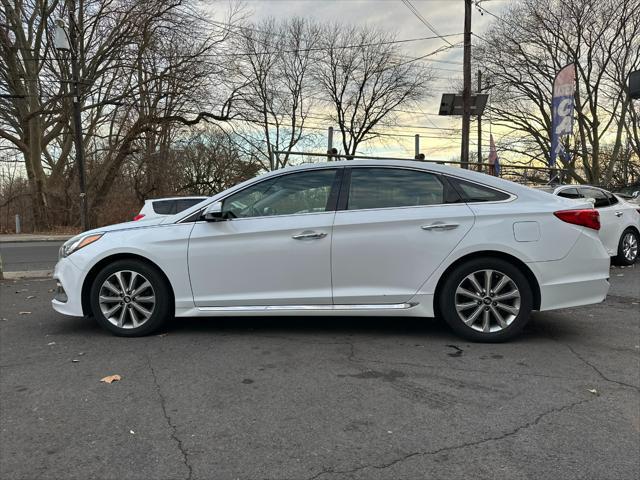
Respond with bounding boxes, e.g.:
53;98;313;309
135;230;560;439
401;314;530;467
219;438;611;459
632;191;639;199
203;202;224;222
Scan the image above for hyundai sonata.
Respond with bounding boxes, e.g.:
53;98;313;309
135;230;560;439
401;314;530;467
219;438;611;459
52;160;610;342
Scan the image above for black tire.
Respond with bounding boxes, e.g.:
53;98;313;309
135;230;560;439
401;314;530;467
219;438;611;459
438;257;533;342
89;259;172;337
613;228;639;266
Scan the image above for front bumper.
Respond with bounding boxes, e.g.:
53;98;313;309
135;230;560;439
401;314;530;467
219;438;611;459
51;256;85;317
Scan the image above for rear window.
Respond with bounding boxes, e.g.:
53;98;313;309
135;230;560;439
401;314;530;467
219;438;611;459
448;178;510;202
152;200;176;215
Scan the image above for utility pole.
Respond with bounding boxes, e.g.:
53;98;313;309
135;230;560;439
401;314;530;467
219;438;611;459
67;0;88;230
460;0;472;169
477;69;482;171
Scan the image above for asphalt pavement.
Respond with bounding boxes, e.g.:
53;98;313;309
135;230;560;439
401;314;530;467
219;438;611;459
0;241;64;272
0;264;638;480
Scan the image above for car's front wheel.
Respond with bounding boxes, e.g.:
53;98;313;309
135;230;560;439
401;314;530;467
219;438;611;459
614;229;639;266
89;259;171;336
438;258;533;342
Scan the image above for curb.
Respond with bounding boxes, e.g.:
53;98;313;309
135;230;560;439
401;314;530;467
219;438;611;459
2;270;53;280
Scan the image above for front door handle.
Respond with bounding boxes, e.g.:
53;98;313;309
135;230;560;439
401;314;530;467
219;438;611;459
292;231;327;240
421;223;460;231
615;211;623;217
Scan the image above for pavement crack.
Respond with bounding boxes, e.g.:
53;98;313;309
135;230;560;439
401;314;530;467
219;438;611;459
147;356;194;480
564;343;640;392
305;396;595;480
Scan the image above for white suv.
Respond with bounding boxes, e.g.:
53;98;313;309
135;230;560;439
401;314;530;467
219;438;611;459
544;185;639;265
133;196;207;221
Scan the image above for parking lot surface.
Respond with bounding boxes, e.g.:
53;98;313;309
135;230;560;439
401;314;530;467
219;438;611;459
1;266;639;480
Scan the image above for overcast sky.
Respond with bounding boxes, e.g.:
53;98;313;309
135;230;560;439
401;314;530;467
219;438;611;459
214;0;512;159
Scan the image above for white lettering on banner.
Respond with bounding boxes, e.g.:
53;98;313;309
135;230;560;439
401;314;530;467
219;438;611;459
555;115;573;135
557;98;572;116
555;84;574;96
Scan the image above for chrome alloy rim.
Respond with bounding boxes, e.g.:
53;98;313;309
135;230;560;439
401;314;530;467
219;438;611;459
455;269;521;333
99;271;155;329
622;232;638;262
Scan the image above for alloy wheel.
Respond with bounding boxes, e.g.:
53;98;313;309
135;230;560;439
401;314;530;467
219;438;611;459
454;269;521;333
622;232;638;262
98;270;156;329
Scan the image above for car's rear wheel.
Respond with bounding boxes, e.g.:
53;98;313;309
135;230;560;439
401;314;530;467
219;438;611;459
89;259;171;336
613;229;638;266
438;258;533;342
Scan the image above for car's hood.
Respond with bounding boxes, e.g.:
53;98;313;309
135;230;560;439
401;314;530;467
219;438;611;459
67;217;167;243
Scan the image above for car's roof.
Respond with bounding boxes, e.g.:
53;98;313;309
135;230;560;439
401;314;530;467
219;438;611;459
147;196;208;202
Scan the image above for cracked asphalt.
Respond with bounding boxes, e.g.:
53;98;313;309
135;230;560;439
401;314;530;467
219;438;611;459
1;265;639;480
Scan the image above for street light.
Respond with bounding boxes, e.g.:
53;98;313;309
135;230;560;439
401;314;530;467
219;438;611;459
54;6;88;231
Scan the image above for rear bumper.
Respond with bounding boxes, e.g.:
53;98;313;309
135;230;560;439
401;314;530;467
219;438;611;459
51;257;85;317
528;231;610;311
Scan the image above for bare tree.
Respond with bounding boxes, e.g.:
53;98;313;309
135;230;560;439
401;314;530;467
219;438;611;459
231;18;319;171
174;128;261;196
0;0;241;229
314;24;433;156
477;0;640;185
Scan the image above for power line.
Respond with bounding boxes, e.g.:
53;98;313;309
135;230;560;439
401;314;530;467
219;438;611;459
401;0;455;47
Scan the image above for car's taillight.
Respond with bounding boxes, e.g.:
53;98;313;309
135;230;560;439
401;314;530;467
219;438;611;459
554;209;600;230
133;214;145;221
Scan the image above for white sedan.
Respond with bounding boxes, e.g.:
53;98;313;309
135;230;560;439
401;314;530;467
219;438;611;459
52;160;610;342
544;185;640;265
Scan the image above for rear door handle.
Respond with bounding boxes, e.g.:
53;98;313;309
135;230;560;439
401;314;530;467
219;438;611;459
421;223;460;231
615;211;623;217
292;231;327;240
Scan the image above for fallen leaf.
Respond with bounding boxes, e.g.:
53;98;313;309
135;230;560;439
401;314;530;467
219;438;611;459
47;341;56;346
616;274;624;277
78;352;85;356
587;388;598;395
100;374;121;384
18;311;31;315
26;295;35;299
71;359;79;363
130;430;135;435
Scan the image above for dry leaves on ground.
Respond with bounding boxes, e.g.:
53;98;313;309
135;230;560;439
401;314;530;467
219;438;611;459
100;374;122;384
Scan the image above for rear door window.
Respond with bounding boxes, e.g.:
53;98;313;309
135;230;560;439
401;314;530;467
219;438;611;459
152;200;177;215
605;192;619;206
346;168;456;210
581;188;610;208
557;188;581;199
176;198;205;213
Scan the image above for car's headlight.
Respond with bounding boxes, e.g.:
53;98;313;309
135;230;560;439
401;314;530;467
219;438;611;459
60;233;103;258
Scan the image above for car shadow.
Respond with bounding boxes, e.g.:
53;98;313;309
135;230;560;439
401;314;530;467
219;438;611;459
51;311;578;344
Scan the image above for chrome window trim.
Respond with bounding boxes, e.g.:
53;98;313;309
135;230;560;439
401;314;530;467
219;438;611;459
178;163;517;222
